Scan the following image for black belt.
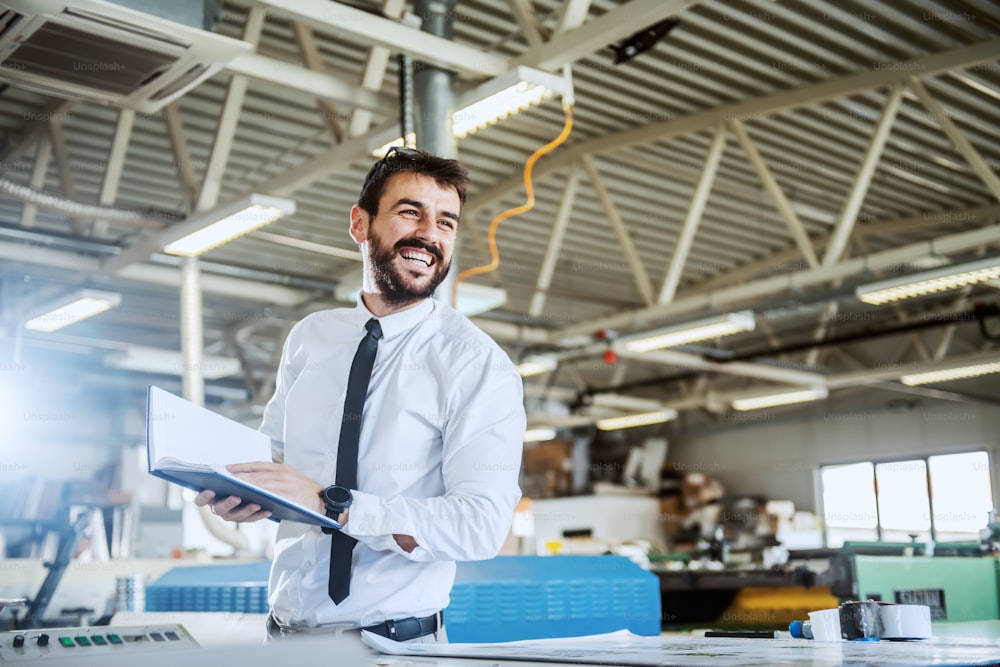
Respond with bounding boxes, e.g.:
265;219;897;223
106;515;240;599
362;612;440;642
267;611;441;642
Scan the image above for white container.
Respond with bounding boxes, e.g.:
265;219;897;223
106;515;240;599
808;608;842;642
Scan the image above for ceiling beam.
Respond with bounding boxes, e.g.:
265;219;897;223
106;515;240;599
46;118;84;236
505;0;546;48
94;109;136;237
909;77;1000;202
510;0;700;71
163;103;199;212
825;351;1000;390
690;203;1000;294
554;0;592;34
291;21;346;143
0;241;307;306
467;39;1000;215
252;0;507;76
556;222;1000;339
529;164;580;317
657;123;727;305
20;131;51;229
197;7;267;213
0;99;77;164
729;119;819;268
348;0;406;137
614;345;827;386
582;155;655;305
226;53;395;114
822;82;905;266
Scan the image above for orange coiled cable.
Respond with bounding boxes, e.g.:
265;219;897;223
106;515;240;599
452;102;574;305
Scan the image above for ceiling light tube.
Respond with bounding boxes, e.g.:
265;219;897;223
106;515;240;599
524;427;557;443
105;345;241;380
856;256;1000;305
901;361;1000;386
25;289;121;332
623;311;756;352
596;409;677;431
517;355;558;377
731;386;828;411
163;193;296;256
453;66;572;138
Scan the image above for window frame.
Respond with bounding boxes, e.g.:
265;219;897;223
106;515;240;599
818;449;994;547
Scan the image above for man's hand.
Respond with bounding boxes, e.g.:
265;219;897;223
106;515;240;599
193;461;324;523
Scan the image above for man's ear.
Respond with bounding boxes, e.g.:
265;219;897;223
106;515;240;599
349;205;368;244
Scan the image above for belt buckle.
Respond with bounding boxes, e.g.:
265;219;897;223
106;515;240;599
388;616;422;641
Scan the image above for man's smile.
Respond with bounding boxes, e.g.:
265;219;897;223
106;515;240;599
399;246;435;268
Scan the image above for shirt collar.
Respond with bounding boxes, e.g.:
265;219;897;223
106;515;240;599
353;295;436;340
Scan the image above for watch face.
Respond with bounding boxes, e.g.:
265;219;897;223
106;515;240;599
323;486;352;505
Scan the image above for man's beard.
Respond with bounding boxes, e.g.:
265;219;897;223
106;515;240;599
367;232;450;307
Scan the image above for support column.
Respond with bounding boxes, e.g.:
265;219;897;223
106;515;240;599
414;0;459;306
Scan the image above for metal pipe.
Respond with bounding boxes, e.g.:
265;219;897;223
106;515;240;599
180;256;204;407
413;0;459;306
0;177;176;227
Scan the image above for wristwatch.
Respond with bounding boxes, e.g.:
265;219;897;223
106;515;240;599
319;485;353;522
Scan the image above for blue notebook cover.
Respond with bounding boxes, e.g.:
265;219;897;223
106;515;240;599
145;385;340;530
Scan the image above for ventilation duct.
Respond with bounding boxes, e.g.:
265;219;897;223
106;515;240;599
0;0;251;112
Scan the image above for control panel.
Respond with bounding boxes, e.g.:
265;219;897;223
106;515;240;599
0;624;199;663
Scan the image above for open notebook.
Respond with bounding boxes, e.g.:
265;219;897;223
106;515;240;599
145;385;340;530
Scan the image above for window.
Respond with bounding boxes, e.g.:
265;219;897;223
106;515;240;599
820;451;993;547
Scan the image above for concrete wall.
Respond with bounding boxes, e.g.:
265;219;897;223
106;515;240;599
667;389;1000;515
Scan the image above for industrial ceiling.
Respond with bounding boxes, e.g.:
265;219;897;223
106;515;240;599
0;0;998;442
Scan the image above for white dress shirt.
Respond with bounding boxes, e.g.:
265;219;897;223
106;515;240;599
260;297;525;628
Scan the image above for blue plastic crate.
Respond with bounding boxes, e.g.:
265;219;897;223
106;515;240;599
146;555;662;643
445;555;661;642
146;562;271;613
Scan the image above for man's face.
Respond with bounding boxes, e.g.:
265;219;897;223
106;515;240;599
350;172;460;308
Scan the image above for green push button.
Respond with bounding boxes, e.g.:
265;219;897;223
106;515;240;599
58;637;75;647
107;634;123;645
91;635;108;646
74;636;92;646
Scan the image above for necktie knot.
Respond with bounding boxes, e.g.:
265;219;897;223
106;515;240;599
365;318;383;340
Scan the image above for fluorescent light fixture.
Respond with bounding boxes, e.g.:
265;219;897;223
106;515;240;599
901;361;1000;386
163;193;296;256
517;355;558;377
376;66;573;148
105;345;241;380
731;386;828;411
596;409;677;431
524;427;557;442
623;311;756;352
453;66;572;138
25;289;121;332
856;256;1000;305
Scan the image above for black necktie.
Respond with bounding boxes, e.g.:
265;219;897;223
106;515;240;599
328;317;382;604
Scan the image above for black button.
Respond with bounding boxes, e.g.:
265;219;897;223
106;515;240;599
12;635;24;648
37;634;49;647
164;631;180;641
149;632;165;642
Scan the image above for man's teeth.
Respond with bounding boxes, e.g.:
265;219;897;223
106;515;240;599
401;250;431;266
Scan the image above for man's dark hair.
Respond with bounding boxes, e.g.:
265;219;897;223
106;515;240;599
357;147;470;218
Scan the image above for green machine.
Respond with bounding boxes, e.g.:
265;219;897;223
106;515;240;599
833;544;1000;622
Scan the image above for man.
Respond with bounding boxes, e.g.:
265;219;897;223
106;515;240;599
195;147;526;644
